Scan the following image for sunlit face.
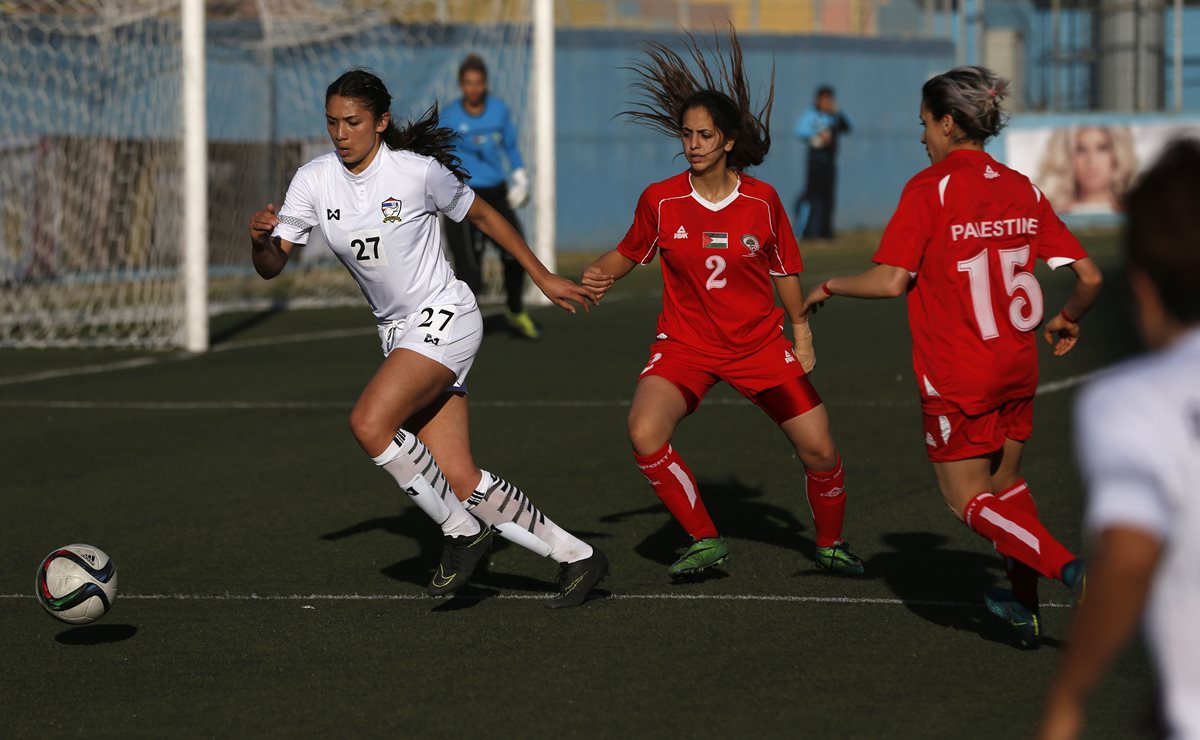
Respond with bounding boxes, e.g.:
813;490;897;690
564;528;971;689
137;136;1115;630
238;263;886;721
1072;127;1116;202
919;102;952;164
460;70;487;107
681;106;733;175
326;94;388;174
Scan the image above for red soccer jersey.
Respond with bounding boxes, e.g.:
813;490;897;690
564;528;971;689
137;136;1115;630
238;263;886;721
617;171;803;358
873;149;1088;414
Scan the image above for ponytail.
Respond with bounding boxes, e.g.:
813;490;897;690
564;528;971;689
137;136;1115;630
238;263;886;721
382;103;470;182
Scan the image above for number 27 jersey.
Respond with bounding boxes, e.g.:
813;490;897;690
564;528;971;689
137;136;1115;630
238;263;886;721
873;149;1088;414
617;171;803;358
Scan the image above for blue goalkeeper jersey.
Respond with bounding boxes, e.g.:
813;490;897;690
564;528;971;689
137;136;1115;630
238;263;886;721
440;97;525;188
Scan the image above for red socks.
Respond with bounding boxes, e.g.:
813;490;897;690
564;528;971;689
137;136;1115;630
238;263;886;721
962;488;1075;580
805;456;848;548
633;444;718;540
996;479;1040;607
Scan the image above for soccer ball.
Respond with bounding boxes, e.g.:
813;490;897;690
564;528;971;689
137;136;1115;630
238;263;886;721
36;544;119;624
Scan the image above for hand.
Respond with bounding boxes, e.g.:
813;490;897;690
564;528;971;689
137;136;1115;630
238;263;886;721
507;168;530;209
249;203;279;247
1035;695;1085;740
793;321;816;373
820;130;834;146
801;282;832;316
534;272;597;314
1043;311;1080;357
581;264;616;303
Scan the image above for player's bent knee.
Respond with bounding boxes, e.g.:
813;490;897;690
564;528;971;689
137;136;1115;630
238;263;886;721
627;416;671;457
347;405;392;454
799;446;839;472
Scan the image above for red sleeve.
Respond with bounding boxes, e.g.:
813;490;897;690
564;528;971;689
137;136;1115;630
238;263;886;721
1034;187;1089;266
616;189;660;265
765;189;803;275
873;179;935;271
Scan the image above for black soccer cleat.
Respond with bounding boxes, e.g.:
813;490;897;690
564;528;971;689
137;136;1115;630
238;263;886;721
427;516;493;598
545;548;609;609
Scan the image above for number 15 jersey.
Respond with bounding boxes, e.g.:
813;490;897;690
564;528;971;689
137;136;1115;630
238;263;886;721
617;171;803;359
873;149;1089;414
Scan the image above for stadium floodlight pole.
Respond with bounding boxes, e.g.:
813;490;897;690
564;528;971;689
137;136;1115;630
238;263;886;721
532;0;555;302
182;0;208;352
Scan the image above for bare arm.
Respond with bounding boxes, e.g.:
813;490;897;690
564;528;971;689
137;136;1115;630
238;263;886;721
1043;257;1104;356
773;274;816;372
1037;527;1162;740
465;197;595;313
581;249;638;303
801;263;911;314
248;203;298;280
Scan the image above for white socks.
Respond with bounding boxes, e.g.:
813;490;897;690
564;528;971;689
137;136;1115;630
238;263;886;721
464;470;593;564
372;431;479;538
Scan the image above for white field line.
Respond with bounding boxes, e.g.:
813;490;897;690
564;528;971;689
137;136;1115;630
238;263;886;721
0;371;1102;412
0;591;1074;608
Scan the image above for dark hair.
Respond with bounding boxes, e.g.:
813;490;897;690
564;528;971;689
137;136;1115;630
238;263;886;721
816;85;835;99
325;68;468;181
459;54;488;82
1122;138;1200;324
620;29;774;171
921;65;1009;145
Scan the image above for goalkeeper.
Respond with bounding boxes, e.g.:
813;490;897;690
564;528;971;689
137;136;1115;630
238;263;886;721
441;54;539;339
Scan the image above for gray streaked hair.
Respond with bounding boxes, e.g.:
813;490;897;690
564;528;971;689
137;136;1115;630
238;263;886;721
921;66;1010;144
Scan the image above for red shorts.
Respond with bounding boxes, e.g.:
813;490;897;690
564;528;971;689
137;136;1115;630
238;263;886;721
638;336;822;424
921;397;1034;462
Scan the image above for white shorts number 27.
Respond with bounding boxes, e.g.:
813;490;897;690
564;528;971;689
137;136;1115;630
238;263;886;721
378;303;483;392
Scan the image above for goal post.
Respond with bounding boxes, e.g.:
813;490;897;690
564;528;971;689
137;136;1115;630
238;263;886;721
183;0;208;353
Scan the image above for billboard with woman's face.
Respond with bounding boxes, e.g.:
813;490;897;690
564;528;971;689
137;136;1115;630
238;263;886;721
1006;122;1200;216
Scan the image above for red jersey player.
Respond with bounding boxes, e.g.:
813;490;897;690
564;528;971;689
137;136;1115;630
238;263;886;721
803;66;1103;645
583;32;865;580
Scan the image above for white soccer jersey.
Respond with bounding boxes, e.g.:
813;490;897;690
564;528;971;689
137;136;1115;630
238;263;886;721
272;147;476;322
1075;327;1200;739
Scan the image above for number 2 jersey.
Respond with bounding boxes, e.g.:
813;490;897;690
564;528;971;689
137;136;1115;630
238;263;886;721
271;147;477;323
617;171;803;359
873;149;1088;415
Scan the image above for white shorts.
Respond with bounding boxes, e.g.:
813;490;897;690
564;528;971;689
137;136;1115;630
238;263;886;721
377;301;483;393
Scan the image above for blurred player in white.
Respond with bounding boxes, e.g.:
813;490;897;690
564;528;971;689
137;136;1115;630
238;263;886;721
583;32;865;580
803;67;1103;645
247;69;607;607
1039;139;1200;739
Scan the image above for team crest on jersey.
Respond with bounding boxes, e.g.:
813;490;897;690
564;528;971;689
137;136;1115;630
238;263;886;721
381;197;402;223
740;234;761;256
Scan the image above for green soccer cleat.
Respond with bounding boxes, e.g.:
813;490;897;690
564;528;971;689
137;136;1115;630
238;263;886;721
668;537;729;579
427;517;493;598
985;587;1041;646
546;548;609;609
815;541;866;576
506;311;541;340
1061;558;1087;606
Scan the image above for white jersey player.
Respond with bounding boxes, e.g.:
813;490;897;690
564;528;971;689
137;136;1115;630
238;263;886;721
1039;139;1200;739
248;69;608;608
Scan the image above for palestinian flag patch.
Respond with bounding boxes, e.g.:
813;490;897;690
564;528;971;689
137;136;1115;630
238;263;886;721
702;232;728;249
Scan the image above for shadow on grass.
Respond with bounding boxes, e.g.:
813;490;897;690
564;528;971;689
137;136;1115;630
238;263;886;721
209;303;287;347
55;624;137;645
322;507;595;595
601;476;813;581
866;531;1059;650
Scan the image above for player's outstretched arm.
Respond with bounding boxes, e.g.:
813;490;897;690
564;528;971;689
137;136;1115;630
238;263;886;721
465;196;595;313
248;203;296;280
581;250;636;304
801;263;911;315
1037;527;1162;740
1043;257;1103;357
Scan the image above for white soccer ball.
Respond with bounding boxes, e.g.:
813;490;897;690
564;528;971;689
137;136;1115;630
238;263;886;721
36;544;118;624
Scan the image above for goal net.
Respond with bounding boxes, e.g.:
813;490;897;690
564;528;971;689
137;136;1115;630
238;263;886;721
0;0;534;349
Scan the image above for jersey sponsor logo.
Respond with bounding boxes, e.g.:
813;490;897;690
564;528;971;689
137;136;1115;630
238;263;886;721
984;165;1000;180
949;217;1038;241
784;350;796;364
740;234;761;256
326;208;340;220
702;232;728;249
381;197;402;223
674;226;689;240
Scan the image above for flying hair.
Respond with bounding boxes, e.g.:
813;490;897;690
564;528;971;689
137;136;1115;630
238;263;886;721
620;29;774;170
